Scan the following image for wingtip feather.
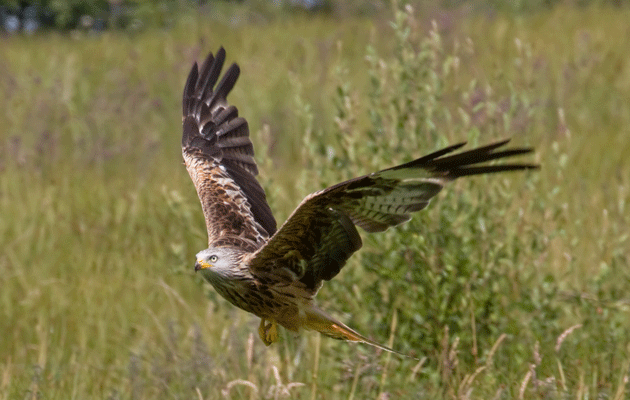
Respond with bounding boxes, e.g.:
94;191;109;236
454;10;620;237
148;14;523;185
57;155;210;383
182;62;199;115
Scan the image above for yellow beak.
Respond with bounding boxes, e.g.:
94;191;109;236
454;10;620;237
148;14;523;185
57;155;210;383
194;260;212;271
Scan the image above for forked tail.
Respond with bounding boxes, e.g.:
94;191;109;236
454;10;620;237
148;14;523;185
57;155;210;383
305;307;419;360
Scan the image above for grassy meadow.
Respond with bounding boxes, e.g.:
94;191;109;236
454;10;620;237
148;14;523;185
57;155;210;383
1;3;630;399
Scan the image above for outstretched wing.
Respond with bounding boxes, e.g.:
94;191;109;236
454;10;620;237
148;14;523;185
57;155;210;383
182;48;277;249
248;139;537;294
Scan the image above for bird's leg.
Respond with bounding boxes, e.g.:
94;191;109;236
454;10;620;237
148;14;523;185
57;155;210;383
258;319;269;345
258;318;279;346
265;321;278;344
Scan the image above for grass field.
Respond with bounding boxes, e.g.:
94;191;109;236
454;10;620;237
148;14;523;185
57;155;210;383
1;3;629;399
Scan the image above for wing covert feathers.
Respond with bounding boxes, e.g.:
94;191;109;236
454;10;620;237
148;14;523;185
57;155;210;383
182;48;277;247
249;203;363;293
249;139;536;293
328;138;538;233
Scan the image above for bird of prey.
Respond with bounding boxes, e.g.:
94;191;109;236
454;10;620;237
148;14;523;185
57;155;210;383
181;47;537;354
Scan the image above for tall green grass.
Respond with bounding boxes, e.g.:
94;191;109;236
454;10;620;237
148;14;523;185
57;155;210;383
1;4;629;399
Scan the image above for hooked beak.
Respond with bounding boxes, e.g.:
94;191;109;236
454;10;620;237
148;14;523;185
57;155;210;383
194;260;211;272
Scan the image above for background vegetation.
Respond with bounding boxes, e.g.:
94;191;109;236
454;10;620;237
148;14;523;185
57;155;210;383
1;1;629;399
3;0;630;32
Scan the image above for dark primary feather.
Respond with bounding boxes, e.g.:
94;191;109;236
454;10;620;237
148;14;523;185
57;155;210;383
390;139;537;177
249;139;538;294
182;48;277;244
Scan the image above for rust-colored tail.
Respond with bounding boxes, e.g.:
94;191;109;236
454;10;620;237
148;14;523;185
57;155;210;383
305;307;418;360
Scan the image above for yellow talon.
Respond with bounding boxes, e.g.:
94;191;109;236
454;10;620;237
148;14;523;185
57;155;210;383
258;319;268;345
266;321;278;344
258;318;279;346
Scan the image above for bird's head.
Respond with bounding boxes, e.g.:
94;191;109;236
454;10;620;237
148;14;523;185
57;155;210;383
194;247;242;279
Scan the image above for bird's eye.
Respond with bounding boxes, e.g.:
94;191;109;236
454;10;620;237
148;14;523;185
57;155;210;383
209;255;218;263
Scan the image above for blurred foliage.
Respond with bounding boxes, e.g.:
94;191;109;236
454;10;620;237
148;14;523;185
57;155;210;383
2;0;630;33
0;0;194;31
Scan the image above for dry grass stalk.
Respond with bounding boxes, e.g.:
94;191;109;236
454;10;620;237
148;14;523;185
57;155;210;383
221;379;259;398
555;324;582;353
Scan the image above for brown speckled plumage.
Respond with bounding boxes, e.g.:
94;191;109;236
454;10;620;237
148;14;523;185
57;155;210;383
182;47;538;355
